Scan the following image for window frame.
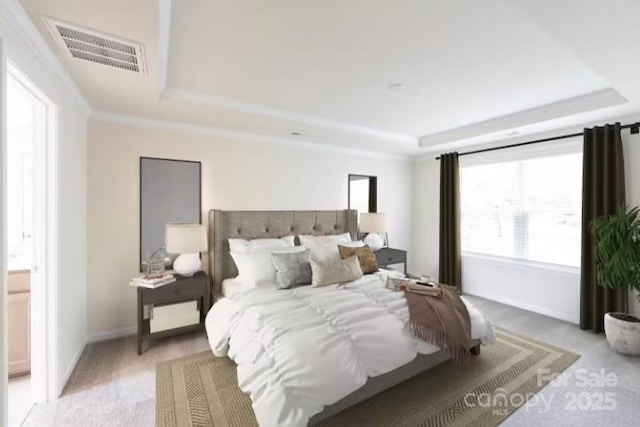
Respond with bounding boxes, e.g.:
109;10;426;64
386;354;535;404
459;141;583;270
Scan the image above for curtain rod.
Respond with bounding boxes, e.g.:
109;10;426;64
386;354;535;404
434;121;640;160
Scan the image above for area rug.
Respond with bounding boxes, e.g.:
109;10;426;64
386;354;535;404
156;327;579;427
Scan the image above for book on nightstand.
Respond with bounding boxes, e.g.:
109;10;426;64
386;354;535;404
129;273;176;289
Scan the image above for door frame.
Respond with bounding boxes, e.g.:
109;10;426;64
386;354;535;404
4;58;59;408
1;35;8;427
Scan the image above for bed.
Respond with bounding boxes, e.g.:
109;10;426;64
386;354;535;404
205;209;495;426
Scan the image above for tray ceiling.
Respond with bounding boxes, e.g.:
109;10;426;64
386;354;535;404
18;0;640;155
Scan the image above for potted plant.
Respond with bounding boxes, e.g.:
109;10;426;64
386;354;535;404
592;204;640;356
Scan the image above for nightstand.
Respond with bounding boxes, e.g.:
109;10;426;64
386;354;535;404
136;271;211;355
375;247;407;274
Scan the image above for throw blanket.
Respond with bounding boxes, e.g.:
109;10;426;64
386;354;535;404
405;284;471;364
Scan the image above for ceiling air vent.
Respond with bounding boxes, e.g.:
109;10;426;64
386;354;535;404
44;18;146;74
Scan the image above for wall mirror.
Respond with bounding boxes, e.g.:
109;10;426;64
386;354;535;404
140;157;201;272
348;174;377;214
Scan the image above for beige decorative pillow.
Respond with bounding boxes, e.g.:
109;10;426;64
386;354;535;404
338;245;379;274
310;256;363;287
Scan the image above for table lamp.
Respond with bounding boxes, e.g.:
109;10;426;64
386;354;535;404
165;223;208;276
359;213;388;251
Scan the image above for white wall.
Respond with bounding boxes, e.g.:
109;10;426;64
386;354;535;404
411;156;440;278
462;255;579;323
55;95;88;391
413;128;640;324
0;7;89;399
87;119;413;340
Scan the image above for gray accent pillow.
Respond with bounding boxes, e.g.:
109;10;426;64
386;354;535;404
310;256;364;287
270;249;312;289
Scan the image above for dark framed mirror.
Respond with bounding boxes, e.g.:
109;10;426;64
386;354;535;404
348;174;377;214
140;157;201;272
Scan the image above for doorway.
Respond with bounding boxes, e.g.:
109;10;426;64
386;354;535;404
5;60;57;426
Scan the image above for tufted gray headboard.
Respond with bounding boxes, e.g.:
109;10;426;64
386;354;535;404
207;209;358;301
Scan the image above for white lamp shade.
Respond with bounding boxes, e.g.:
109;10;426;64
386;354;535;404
165;223;207;254
359;213;388;233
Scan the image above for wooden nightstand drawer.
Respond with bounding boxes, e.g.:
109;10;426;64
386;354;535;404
375;248;407;274
136;271;211;354
140;279;205;304
375;248;406;264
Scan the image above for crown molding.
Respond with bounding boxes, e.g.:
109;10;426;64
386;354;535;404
414;108;640;162
419;87;627;148
163;87;417;145
157;0;171;96
0;0;91;114
90;110;413;160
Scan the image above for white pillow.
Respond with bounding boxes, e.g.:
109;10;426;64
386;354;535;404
310;256;364;287
228;235;295;253
306;240;365;262
231;246;305;290
298;232;352;247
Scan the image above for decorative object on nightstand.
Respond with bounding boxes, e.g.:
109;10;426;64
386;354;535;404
375;247;407;274
137;271;211;355
359;212;388;251
165;223;208;277
142;246;172;275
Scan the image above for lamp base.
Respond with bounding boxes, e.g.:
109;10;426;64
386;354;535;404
364;233;385;251
173;253;201;277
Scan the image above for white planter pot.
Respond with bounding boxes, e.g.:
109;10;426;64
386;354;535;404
604;312;640;356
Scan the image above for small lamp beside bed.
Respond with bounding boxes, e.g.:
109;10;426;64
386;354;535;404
359;212;388;251
165;223;208;276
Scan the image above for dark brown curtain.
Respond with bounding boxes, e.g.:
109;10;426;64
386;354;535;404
439;152;461;290
580;123;628;332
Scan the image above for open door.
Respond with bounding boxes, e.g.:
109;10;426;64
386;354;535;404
4;59;58;426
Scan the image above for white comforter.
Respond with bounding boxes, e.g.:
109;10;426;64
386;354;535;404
206;272;495;427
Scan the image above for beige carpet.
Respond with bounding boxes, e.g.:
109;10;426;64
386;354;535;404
156;327;579;427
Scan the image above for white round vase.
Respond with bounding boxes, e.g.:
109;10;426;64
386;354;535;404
173;253;201;277
364;233;385;251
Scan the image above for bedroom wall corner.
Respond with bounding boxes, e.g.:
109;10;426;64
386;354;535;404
86;119;414;340
414;122;640;323
410;156;440;278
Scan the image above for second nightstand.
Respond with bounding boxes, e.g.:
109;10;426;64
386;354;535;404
136;271;211;355
375;247;407;274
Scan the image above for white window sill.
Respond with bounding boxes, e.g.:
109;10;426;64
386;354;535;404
462;251;580;275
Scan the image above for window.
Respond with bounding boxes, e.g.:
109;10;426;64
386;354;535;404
461;152;582;268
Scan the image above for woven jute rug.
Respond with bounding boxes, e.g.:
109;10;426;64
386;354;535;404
156;327;579;427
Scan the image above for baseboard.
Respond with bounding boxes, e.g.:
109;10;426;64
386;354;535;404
87;326;136;343
58;343;84;396
464;292;579;325
8;360;30;377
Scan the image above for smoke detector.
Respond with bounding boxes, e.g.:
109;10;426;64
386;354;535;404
44;18;146;74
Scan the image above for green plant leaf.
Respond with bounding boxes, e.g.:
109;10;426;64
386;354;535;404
592;204;640;297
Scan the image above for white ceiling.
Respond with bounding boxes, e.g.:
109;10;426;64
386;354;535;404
18;0;640;155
